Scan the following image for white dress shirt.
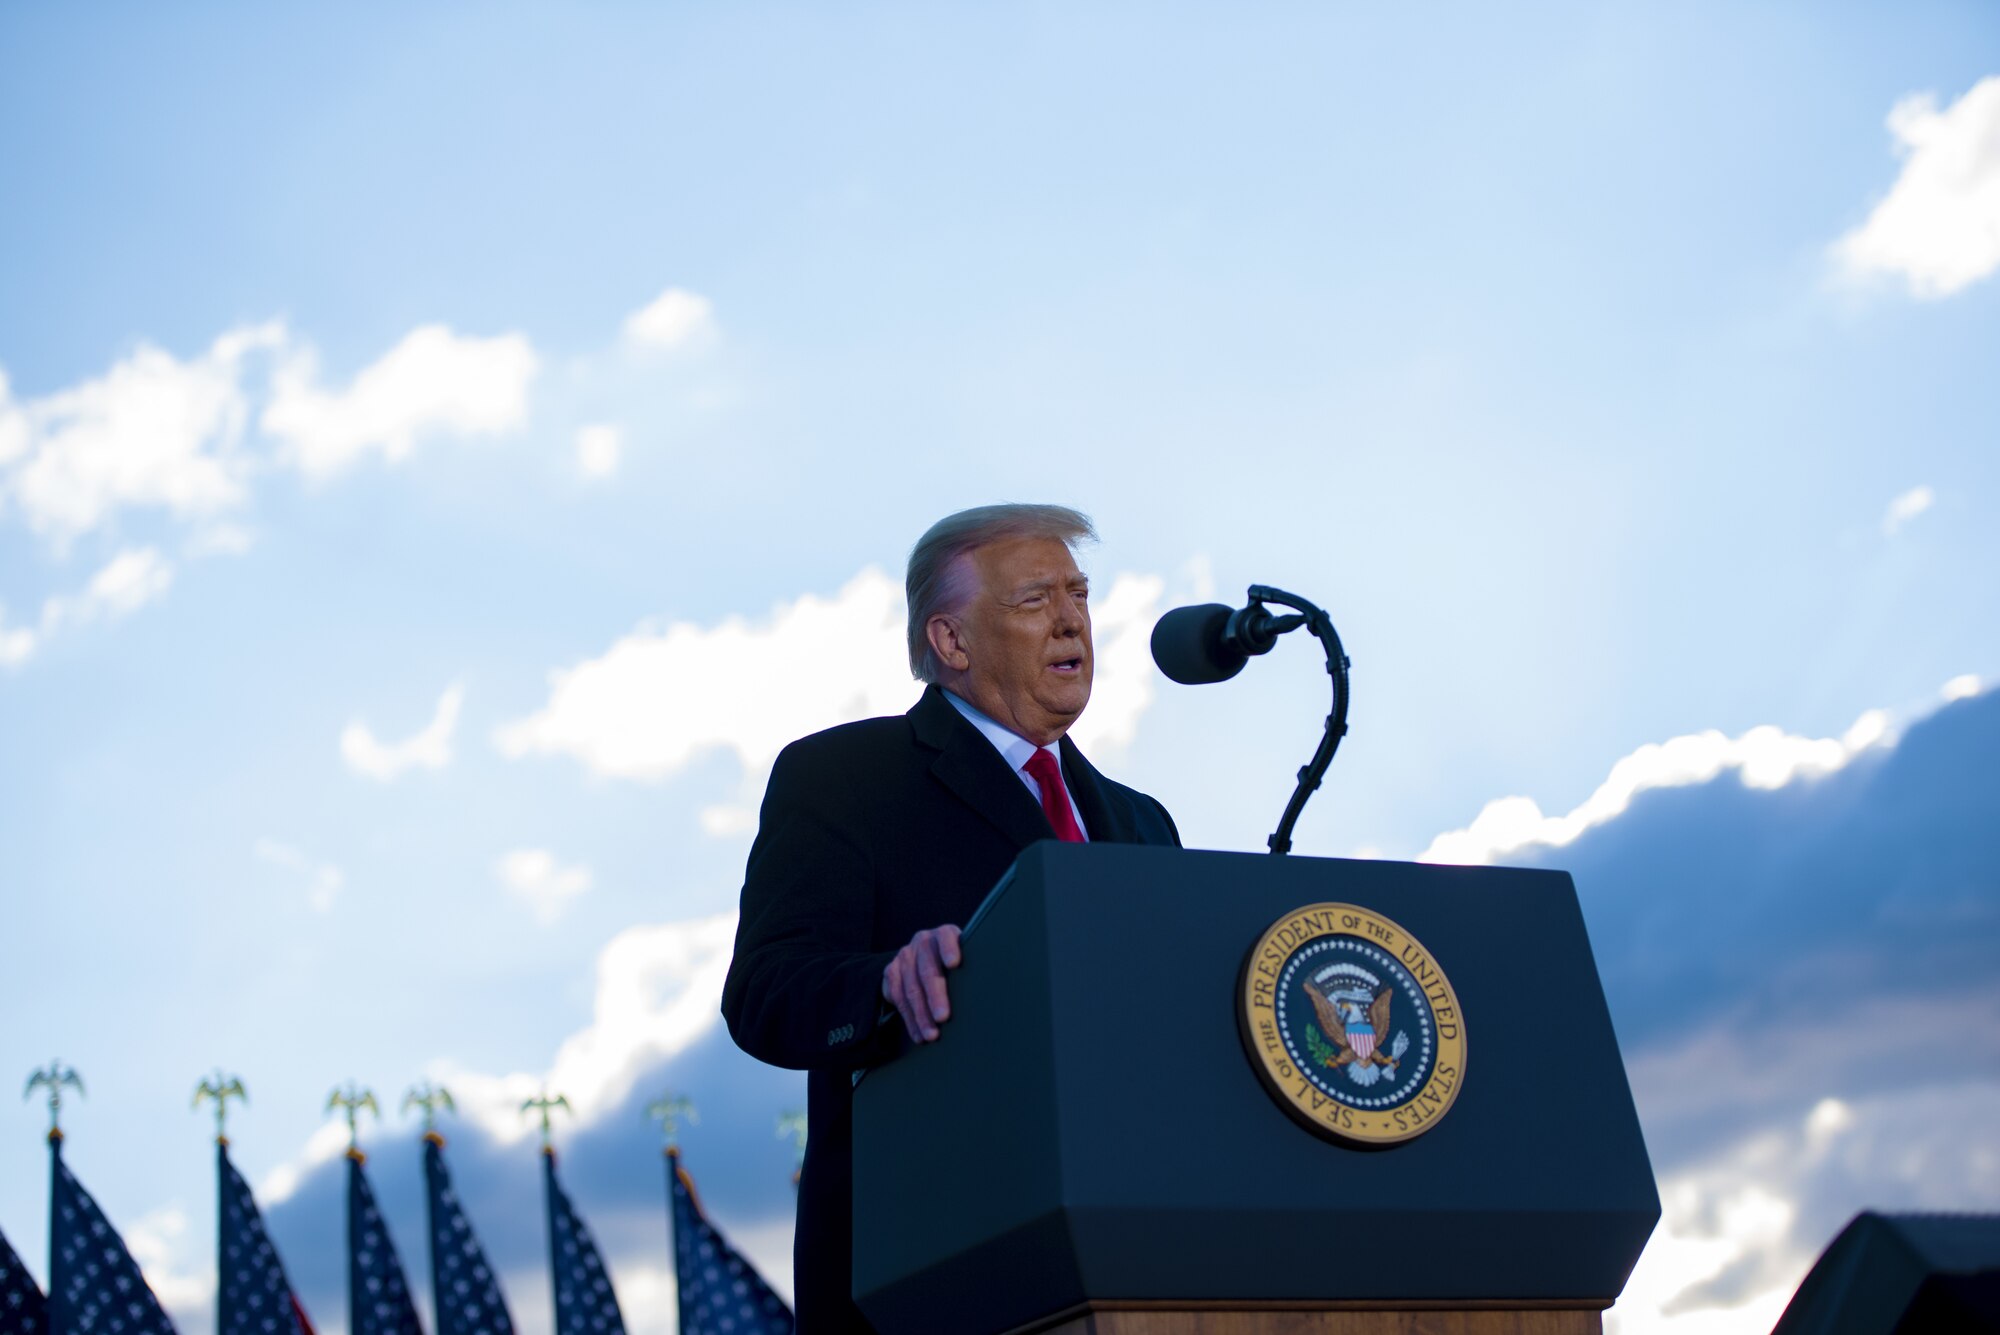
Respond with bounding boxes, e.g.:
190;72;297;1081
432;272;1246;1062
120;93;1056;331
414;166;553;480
942;688;1090;841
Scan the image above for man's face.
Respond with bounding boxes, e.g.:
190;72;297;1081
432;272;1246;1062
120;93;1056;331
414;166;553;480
947;536;1092;745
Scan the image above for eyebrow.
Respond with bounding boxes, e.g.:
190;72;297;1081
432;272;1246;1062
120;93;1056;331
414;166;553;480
1008;574;1090;598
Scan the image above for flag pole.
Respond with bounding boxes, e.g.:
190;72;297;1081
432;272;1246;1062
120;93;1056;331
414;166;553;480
327;1080;380;1335
776;1110;807;1192
24;1059;84;1302
326;1081;379;1161
193;1070;247;1146
649;1094;794;1332
521;1088;572;1154
196;1071;249;1335
523;1089;571;1335
402;1081;454;1140
402;1081;455;1335
645;1093;697;1335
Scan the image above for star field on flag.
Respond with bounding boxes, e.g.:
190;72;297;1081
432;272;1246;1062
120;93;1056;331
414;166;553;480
423;1138;515;1335
668;1150;792;1335
347;1155;424;1335
542;1152;627;1335
1;1223;48;1335
217;1142;313;1335
49;1142;178;1335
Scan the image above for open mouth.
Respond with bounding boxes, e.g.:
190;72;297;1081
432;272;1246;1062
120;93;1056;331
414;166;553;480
1048;656;1085;674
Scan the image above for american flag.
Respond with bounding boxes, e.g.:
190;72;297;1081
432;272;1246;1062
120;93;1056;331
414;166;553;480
1;1223;48;1335
346;1153;424;1335
542;1151;626;1335
667;1149;793;1335
217;1142;313;1335
48;1139;178;1335
422;1137;515;1335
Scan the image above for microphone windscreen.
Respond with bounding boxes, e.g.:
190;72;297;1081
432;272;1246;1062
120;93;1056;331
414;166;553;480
1150;603;1249;684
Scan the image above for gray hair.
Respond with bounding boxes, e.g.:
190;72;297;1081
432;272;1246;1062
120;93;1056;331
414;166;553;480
906;503;1097;682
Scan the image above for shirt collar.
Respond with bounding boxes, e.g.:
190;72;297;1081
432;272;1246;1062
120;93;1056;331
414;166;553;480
942;687;1058;774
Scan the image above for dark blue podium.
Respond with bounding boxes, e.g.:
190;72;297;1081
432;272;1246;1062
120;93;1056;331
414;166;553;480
851;844;1659;1335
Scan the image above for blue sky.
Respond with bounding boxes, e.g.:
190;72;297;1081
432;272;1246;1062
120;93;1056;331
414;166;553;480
3;5;1997;1334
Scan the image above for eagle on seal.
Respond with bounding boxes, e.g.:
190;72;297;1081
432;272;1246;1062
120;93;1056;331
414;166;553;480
1304;981;1398;1073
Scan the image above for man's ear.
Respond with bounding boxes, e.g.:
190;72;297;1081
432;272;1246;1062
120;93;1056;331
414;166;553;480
926;614;971;674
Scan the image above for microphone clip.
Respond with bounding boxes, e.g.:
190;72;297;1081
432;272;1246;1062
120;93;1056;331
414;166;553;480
1221;598;1307;660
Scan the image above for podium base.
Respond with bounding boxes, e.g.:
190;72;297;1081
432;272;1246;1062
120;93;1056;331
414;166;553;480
1007;1303;1604;1335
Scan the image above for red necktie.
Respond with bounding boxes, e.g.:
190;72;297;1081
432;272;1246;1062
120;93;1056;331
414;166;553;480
1024;748;1086;843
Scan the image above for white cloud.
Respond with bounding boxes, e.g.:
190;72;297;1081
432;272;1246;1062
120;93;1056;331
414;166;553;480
496;847;593;923
0;606;37;667
622;287;717;351
1;324;281;542
494;565;1168;837
1942;673;1982;702
1067;571;1164;758
1880;483;1934;536
574;422;623;479
698;804;760;838
1609;1179;1797;1335
0;318;540;672
1180;552;1217;602
433;911;739;1145
263;324;538;479
585;1234;792;1335
32;545;176;641
0;547;174;666
1834;76;2000;298
340;682;464;782
123;1203;213;1330
2;317;540;536
611;1263;688;1335
77;545;173;619
254;837;344;912
256;1117;352;1205
1607;1082;2000;1334
0;370;26;467
1419;709;1893;866
183;522;255;559
495;567;913;784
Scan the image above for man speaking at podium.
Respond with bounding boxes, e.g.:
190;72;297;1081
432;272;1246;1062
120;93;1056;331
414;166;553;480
722;503;1181;1332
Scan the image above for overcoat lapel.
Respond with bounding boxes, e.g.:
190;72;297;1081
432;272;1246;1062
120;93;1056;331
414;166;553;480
1059;736;1138;844
909;687;1054;850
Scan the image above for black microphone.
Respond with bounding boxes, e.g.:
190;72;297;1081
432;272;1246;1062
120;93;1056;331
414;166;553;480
1149;601;1302;684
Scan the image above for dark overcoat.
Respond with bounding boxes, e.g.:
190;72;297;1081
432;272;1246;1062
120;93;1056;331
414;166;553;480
721;685;1181;1332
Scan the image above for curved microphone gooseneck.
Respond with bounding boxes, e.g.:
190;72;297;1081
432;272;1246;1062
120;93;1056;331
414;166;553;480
1248;585;1350;855
1149;585;1350;855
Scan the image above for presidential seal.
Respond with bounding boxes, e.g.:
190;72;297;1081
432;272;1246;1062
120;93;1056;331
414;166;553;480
1238;902;1467;1146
